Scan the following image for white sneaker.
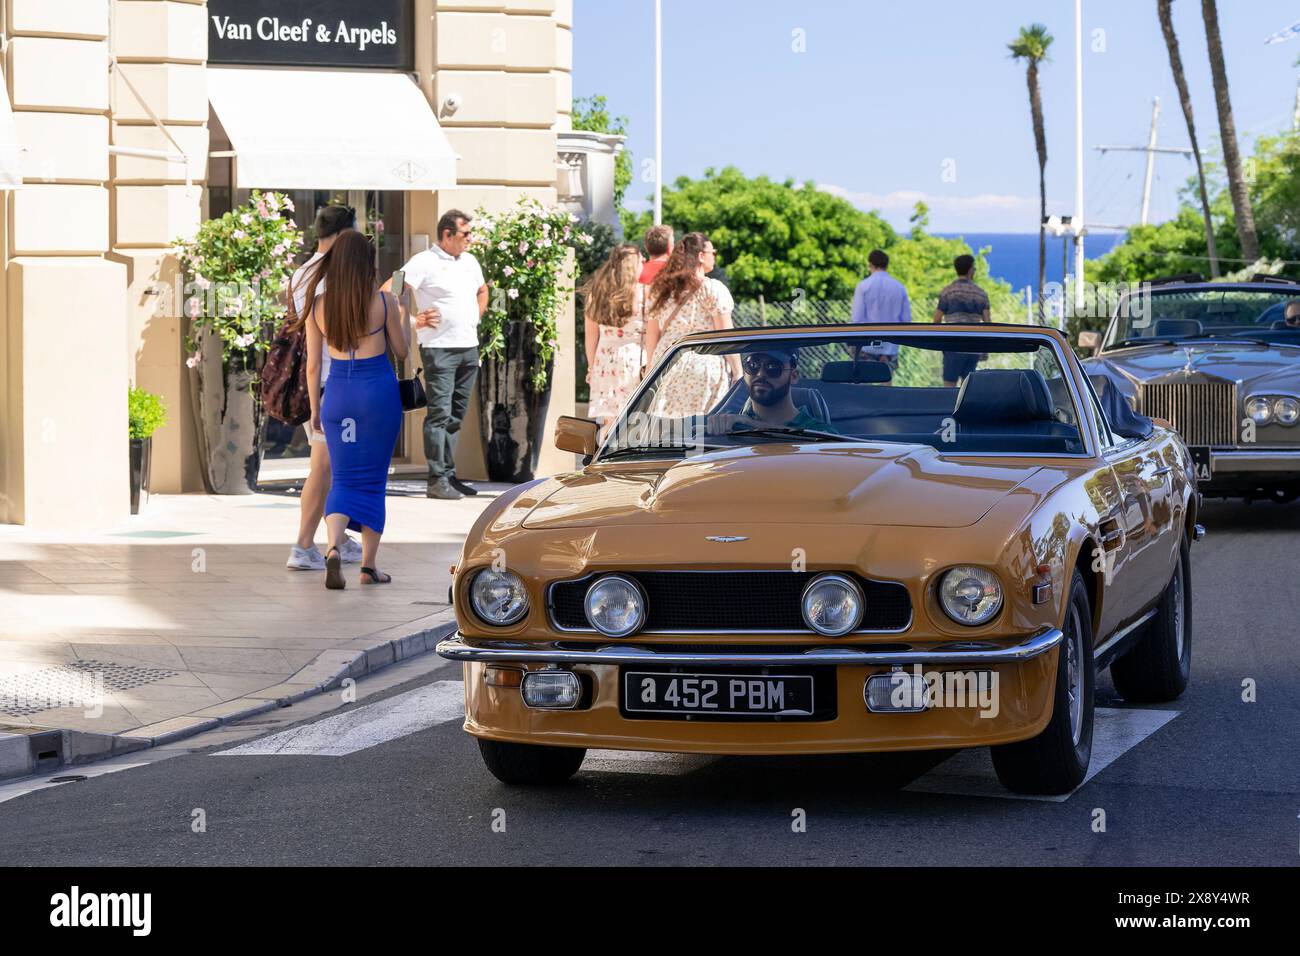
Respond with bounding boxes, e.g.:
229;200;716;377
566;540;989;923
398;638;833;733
340;534;363;564
287;546;326;571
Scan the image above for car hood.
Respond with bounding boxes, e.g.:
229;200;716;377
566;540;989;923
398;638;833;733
1086;341;1300;389
520;443;1044;530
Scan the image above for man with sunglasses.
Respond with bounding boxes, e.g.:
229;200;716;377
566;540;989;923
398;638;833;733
386;209;489;500
705;348;836;434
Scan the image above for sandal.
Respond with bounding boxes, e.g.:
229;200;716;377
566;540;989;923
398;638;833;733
325;547;346;590
360;566;392;585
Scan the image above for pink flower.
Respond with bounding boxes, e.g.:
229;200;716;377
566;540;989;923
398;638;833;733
272;244;285;256
257;199;269;218
507;288;520;300
240;213;253;226
283;197;295;212
517;241;528;254
194;276;211;290
503;266;515;277
232;229;246;240
187;297;202;318
186;352;201;368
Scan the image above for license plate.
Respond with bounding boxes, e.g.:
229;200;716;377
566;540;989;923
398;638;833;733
623;672;815;717
1190;446;1212;482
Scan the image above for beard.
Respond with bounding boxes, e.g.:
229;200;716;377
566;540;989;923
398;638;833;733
751;378;791;408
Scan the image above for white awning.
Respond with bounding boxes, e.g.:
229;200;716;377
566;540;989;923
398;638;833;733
207;68;457;191
0;70;23;189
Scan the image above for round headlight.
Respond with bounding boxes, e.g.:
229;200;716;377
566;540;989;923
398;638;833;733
584;575;646;637
938;566;1003;626
801;573;865;637
1274;397;1300;426
1246;396;1274;425
470;569;529;626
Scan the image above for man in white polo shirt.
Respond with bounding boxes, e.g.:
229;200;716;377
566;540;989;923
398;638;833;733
387;209;489;500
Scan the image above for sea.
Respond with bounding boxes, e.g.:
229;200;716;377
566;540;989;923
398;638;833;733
938;232;1125;294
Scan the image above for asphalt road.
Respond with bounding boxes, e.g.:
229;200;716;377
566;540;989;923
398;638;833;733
1;497;1297;867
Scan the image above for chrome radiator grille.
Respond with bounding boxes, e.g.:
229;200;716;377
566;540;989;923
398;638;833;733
1139;382;1238;446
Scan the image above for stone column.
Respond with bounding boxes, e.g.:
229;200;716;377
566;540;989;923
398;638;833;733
2;0;128;528
405;0;574;482
110;0;208;493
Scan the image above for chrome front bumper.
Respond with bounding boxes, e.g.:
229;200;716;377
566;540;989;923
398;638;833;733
436;628;1063;667
1208;449;1300;474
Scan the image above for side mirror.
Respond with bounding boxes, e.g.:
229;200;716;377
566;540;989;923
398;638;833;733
1077;330;1101;353
555;416;599;457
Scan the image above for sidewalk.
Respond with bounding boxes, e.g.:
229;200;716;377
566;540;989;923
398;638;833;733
0;486;498;775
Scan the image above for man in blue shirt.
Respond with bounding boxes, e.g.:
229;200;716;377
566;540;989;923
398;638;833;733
849;249;911;374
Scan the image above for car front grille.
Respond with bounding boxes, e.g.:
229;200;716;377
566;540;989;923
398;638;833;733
548;571;912;634
1139;381;1238;446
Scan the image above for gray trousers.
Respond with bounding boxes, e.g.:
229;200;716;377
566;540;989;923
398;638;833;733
420;346;479;481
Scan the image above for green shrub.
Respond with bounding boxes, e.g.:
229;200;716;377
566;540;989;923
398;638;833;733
128;387;168;441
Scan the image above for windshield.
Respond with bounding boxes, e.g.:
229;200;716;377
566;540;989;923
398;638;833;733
599;332;1086;459
1106;288;1300;348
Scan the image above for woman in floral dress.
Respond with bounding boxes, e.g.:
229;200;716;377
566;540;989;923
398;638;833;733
643;232;740;418
581;243;646;436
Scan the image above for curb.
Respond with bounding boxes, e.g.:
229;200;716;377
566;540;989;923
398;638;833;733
0;618;458;781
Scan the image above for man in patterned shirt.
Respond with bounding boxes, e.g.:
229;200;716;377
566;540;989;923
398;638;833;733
934;254;992;386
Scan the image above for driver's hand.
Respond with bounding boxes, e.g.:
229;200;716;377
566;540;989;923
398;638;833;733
705;413;748;434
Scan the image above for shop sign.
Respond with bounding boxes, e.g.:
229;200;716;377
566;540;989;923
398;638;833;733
208;0;414;70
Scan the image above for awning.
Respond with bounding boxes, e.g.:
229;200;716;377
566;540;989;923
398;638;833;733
0;70;23;189
207;68;457;191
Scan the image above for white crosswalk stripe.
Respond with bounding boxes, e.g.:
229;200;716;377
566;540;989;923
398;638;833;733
206;677;1179;799
904;706;1180;802
214;680;465;757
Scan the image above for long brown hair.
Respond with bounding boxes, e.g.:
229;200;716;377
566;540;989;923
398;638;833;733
649;231;708;312
301;230;376;352
580;243;642;328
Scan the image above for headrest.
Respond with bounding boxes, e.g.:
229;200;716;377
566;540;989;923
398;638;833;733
953;369;1055;425
1153;318;1203;338
822;360;892;384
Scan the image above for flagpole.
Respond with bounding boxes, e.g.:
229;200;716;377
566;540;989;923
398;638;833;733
654;0;663;226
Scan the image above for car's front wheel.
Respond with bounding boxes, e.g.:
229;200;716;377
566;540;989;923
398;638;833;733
991;568;1095;795
477;738;587;785
1111;535;1191;703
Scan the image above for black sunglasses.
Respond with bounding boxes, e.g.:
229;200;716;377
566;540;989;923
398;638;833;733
742;357;793;377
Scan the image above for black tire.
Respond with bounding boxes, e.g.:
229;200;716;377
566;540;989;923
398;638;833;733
477;738;586;785
991;569;1095;795
1111;536;1192;703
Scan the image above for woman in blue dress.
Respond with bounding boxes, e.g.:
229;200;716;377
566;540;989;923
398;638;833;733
304;230;408;590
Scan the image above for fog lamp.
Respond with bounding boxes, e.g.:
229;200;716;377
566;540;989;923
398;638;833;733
865;672;929;714
521;671;581;710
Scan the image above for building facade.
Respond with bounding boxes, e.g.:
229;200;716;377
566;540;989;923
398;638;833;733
1;0;576;529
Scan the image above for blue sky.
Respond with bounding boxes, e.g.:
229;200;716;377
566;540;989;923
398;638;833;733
573;0;1300;233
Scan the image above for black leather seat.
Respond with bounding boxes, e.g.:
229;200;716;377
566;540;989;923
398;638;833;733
953;369;1065;436
1153;317;1203;337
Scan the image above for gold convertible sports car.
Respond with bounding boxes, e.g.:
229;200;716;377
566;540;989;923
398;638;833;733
438;324;1201;794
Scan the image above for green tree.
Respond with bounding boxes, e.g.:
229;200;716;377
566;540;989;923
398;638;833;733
652;166;894;301
571;95;633;215
1008;23;1054;320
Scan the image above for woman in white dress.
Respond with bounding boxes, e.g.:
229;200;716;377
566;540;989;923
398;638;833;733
580;243;646;437
642;232;741;417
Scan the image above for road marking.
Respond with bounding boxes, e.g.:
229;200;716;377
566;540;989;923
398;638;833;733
214;680;465;757
0;762;153;806
904;706;1180;802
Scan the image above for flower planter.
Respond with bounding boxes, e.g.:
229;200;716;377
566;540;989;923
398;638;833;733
193;332;265;495
477;320;554;484
129;437;152;515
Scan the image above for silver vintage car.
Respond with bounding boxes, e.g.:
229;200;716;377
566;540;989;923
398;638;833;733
1080;276;1300;502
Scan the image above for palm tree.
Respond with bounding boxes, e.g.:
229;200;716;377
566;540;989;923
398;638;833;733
1009;24;1054;320
1157;0;1219;277
1202;0;1260;263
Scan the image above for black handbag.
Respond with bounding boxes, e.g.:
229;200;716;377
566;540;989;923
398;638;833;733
398;366;427;411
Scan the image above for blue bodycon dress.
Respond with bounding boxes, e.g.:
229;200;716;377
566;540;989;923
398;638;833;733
320;295;401;534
